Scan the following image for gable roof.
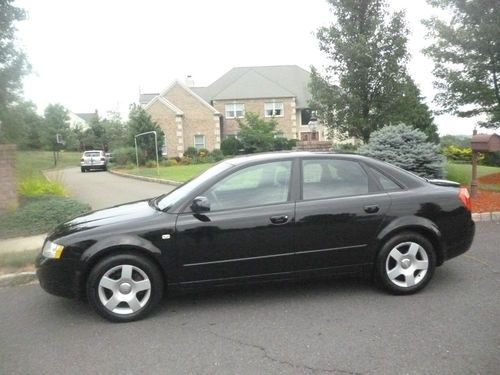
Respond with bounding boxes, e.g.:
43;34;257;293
74;112;97;123
193;65;312;108
160;80;220;115
139;93;159;106
144;96;184;115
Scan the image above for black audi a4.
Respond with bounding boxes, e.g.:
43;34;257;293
36;152;475;322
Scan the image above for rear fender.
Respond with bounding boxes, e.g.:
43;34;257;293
374;215;443;264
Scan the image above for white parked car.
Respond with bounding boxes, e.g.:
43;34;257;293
80;150;107;172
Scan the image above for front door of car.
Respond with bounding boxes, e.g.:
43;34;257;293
294;158;391;273
175;160;296;285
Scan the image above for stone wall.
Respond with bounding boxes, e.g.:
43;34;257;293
0;144;18;212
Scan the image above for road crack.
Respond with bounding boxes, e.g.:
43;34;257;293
206;329;364;375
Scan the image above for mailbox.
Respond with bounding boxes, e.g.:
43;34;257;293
471;133;500;152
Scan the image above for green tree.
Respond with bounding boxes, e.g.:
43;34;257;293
0;100;42;149
310;0;438;143
358;124;445;178
237;112;280;153
0;0;30;143
127;104;164;161
41;104;70;150
423;0;500;128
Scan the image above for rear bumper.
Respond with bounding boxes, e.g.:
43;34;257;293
443;219;475;261
36;253;82;299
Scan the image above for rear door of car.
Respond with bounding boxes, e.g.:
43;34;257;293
174;159;298;285
294;157;391;274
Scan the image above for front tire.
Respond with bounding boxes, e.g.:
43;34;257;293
81;167;85;173
87;254;164;322
376;232;436;295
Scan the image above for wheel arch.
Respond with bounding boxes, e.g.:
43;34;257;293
78;245;168;299
375;217;444;266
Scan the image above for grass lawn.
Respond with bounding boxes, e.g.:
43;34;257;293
122;163;215;182
16;151;82;179
445;162;500;191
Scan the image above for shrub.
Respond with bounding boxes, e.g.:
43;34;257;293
442;145;474;163
197;148;209;157
144;160;157;168
0;196;90;239
160;159;178;167
114;147;144;166
211;149;224;161
358;124;445;179
221;137;242;155
183;147;198;158
18;177;66;197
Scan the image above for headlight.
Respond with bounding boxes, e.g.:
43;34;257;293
42;241;64;259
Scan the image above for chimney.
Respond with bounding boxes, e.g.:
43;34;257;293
185;75;195;87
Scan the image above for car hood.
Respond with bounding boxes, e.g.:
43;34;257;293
49;199;158;239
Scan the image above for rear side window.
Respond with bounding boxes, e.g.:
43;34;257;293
369;167;402;191
302;159;369;200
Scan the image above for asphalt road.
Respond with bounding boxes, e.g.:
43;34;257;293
45;167;175;210
0;222;498;374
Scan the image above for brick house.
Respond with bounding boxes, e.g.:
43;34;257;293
141;65;327;158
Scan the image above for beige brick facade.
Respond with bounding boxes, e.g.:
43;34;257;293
145;82;221;158
0;144;18;212
212;98;299;139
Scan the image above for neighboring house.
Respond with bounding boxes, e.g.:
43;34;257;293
140;65;328;157
68;112;96;131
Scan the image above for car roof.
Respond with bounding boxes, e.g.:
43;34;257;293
226;151;371;165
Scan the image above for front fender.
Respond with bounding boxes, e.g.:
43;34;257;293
80;234;162;266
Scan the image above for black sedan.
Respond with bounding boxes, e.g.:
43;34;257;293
36;152;475;322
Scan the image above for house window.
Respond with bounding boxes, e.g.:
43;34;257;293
225;103;245;119
194;135;205;150
265;102;284;117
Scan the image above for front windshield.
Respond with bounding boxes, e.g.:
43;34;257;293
156;161;233;211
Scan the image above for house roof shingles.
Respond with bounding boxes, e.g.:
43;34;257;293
197;65;311;108
142;65;312;109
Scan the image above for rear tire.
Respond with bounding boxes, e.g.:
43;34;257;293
376;232;436;295
87;254;164;322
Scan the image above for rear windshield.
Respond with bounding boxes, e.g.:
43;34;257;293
84;152;101;157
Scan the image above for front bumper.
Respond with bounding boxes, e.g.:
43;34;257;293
36;253;82;299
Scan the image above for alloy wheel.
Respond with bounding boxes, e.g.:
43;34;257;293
385;241;429;288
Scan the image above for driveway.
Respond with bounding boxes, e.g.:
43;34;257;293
45;167;175;210
0;222;498;374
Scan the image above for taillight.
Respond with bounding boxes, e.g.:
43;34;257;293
458;187;471;212
100;157;105;161
80;158;84;162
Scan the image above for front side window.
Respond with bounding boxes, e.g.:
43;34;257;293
204;161;292;211
194;135;205;150
264;102;284;117
302;159;369;200
225;103;245;119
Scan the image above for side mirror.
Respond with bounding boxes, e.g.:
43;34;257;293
191;196;210;213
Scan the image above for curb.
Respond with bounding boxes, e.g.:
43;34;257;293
108;169;182;186
0;272;37;287
472;211;500;222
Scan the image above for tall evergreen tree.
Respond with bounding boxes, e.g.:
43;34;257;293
423;0;500;128
310;0;438;143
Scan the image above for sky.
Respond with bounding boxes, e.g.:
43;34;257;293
13;0;491;136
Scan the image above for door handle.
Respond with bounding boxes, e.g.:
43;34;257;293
270;215;289;225
363;204;380;214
